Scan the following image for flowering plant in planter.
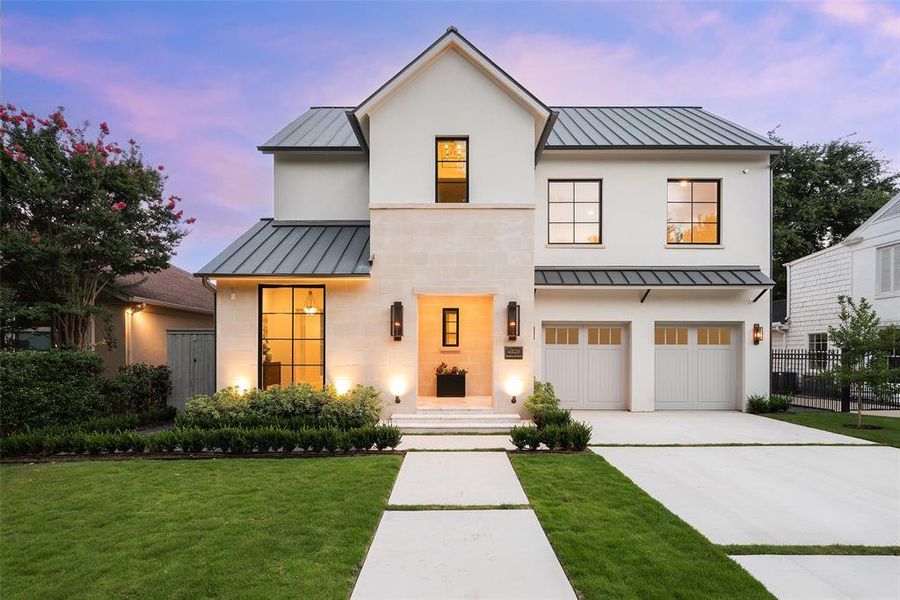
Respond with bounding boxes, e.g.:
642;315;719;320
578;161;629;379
435;363;467;397
435;362;468;376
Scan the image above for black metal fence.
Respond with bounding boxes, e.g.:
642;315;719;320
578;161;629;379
771;350;900;411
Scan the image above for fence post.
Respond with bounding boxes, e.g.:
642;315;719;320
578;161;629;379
839;349;851;413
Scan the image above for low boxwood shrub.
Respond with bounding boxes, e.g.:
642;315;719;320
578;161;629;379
746;393;793;414
508;421;592;452
532;407;571;430
0;424;402;457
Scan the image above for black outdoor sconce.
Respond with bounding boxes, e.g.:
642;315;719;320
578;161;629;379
507;301;520;341
752;323;764;345
391;301;403;340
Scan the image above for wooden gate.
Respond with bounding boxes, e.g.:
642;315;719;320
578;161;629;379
166;329;215;411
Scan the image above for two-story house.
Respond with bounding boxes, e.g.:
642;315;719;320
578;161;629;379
780;192;900;351
197;28;779;423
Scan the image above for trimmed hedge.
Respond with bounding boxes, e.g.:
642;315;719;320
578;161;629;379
0;350;106;431
0;424;403;457
179;383;382;430
746;393;792;414
510;421;592;451
104;364;171;414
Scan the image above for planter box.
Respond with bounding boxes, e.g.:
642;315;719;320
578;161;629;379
437;373;466;397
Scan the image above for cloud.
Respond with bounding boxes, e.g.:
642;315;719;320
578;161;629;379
816;1;900;39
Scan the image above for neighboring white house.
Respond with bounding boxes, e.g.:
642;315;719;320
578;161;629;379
197;28;779;419
781;192;900;351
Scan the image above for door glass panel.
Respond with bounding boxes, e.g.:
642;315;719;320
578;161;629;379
568;328;579;344
610;327;622;345
545;327;557;344
676;328;687;344
587;327;598;345
655;327;666;345
719;327;731;345
697;327;708;345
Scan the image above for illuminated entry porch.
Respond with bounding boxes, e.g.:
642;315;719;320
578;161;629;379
417;294;493;406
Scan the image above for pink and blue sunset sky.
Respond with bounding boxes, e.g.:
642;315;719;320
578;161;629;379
3;1;899;271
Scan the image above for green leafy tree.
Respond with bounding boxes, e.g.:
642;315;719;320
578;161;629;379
773;135;898;297
827;296;898;427
0;105;195;349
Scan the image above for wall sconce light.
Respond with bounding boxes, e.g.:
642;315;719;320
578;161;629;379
752;323;764;345
389;378;405;404
334;378;352;396
505;378;524;404
390;301;403;340
507;301;520;341
125;302;146;316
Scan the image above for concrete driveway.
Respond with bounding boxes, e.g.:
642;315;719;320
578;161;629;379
574;410;872;445
592;445;900;545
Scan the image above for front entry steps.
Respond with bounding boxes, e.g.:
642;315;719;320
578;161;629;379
391;407;526;433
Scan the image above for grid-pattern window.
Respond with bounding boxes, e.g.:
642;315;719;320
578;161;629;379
809;332;828;369
588;327;622;345
260;286;324;389
667;179;720;244
545;327;579;345
655;327;688;345
877;244;900;294
442;308;459;347
697;327;732;345
436;138;468;203
548;180;602;244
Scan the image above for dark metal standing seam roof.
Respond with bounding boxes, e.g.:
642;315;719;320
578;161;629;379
535;266;775;287
196;219;371;277
259;106;781;151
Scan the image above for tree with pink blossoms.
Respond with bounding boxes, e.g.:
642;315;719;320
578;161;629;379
1;105;196;349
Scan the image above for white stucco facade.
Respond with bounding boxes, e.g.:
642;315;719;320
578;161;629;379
205;29;778;416
783;194;900;349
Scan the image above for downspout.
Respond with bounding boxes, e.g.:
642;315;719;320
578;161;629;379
202;276;217;389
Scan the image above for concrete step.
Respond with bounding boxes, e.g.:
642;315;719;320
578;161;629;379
391;411;526;433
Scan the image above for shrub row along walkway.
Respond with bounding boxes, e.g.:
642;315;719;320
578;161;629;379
350;451;576;599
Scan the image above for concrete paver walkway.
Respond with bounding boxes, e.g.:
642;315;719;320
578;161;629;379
389;452;528;506
732;555;900;600
352;450;575;599
351;510;576;600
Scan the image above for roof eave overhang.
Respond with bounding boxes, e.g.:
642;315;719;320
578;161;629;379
542;144;785;153
195;273;371;280
256;146;365;154
535;284;775;290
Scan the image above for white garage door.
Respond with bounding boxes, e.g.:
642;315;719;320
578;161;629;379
655;325;737;410
543;325;627;410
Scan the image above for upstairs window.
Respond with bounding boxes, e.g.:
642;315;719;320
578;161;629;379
548;180;602;244
436;138;468;203
667;179;720;244
877;244;900;294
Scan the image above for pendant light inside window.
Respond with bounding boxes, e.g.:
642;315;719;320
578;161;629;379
302;290;319;314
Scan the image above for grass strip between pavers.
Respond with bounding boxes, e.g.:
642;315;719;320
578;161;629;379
1;456;402;600
721;544;900;556
764;413;900;448
511;453;774;600
586;442;879;447
386;503;530;511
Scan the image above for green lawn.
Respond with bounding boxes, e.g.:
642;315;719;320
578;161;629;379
1;456;402;600
511;453;772;600
765;412;900;447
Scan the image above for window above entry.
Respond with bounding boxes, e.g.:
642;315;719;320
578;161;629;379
548;180;602;244
436;138;468;203
667;179;720;245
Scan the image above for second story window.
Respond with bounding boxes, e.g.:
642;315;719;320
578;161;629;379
548;180;602;244
667;179;720;245
877;243;900;295
436;138;468;203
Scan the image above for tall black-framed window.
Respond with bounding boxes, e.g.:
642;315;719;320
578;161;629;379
548;179;602;244
442;308;459;347
666;179;721;244
259;285;325;389
436;137;468;203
